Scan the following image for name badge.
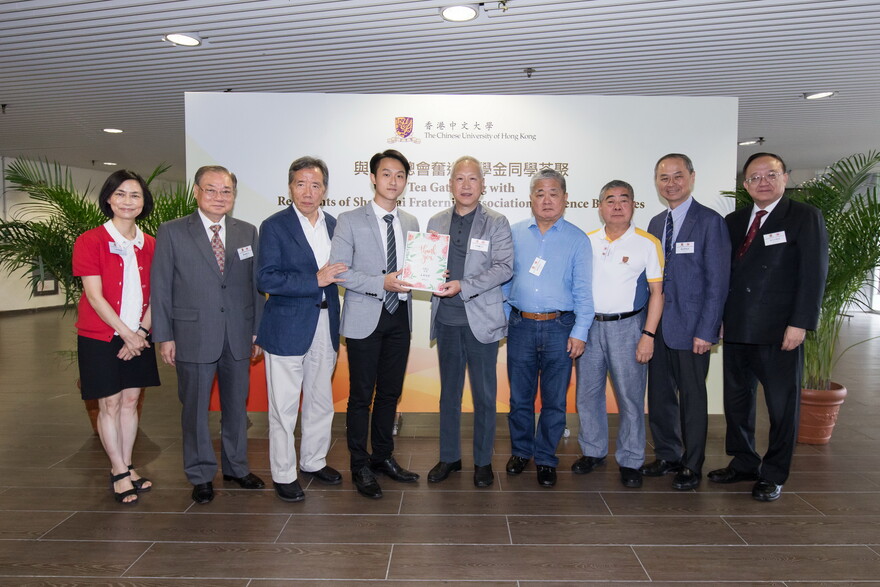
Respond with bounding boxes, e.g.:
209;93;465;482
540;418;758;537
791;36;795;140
108;243;125;255
763;231;787;246
675;241;695;254
237;245;254;260
529;257;546;276
470;238;489;252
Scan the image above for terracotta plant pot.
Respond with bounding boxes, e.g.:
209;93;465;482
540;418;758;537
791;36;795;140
797;382;847;445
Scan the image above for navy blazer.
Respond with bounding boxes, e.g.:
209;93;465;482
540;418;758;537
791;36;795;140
647;198;731;350
723;196;828;345
255;206;341;355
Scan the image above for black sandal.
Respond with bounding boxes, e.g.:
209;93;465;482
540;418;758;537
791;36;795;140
128;465;152;493
110;470;138;504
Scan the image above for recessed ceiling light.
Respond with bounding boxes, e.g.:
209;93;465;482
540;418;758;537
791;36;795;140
802;91;837;100
441;4;479;22
102;162;117;166
738;137;765;146
163;32;202;47
102;128;123;134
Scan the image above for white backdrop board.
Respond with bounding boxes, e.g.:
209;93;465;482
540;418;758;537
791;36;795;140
185;92;738;413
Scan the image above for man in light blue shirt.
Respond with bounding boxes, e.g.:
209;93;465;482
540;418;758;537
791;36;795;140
502;168;594;488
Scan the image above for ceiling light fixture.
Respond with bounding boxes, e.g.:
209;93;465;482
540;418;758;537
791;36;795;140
102;128;123;134
441;4;479;22
102;162;117;166
738;137;765;146
802;91;837;100
163;32;202;47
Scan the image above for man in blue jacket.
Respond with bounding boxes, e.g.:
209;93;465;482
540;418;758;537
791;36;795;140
256;156;347;502
643;153;730;490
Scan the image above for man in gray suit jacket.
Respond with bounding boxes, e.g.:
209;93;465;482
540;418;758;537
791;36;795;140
329;149;420;499
152;165;265;505
426;156;513;488
643;153;730;491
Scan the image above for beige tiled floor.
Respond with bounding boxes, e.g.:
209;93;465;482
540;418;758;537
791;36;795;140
1;308;879;585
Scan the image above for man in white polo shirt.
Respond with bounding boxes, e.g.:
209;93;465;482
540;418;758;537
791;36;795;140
573;180;664;488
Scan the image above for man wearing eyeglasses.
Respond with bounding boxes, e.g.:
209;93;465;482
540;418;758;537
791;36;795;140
643;153;730;491
152;165;266;505
709;152;828;502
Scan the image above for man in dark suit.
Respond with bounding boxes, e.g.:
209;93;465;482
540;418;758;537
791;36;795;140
329;149;420;499
709;152;828;501
256;156;347;502
152;165;266;504
643;153;730;490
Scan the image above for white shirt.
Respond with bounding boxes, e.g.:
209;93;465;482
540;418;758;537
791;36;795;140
371;201;407;300
587;223;663;314
198;209;226;247
293;205;331;301
103;220;144;333
748;197;782;231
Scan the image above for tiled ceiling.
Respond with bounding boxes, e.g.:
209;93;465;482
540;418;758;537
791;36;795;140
2;0;879;182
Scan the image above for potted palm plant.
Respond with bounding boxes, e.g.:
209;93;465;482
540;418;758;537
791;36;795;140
0;158;196;431
727;150;880;443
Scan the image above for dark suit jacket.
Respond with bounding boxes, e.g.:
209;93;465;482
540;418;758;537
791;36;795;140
648;198;731;350
151;211;264;363
255;206;340;355
723;196;828;345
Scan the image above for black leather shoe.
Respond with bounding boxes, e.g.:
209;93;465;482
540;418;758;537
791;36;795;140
707;466;758;484
371;457;420;483
752;479;782;502
273;480;305;502
536;465;557;487
571;455;605;475
506;455;529;475
672;467;701;490
640;458;682;477
353;466;383;499
191;482;214;504
222;472;266;489
301;466;342;485
428;460;462;483
620;467;643;488
474;464;494;487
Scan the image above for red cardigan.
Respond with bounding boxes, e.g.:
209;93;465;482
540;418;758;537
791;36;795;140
73;225;156;341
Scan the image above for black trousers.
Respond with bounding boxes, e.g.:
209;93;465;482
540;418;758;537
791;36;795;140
345;305;410;470
722;340;803;485
647;320;710;474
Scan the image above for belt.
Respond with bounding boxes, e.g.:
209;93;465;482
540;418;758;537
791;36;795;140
594;308;642;322
513;307;569;321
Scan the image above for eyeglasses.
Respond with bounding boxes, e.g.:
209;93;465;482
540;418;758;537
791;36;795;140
197;186;234;199
744;171;785;185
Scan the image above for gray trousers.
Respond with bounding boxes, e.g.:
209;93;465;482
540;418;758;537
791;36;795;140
436;322;499;467
176;337;251;485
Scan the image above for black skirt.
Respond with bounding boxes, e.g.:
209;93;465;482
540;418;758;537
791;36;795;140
77;335;161;400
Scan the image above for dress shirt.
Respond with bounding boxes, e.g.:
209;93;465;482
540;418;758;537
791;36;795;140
747;197;782;231
197;209;226;248
503;216;594;341
371;200;406;301
293;204;331;301
662;195;694;250
436;208;476;326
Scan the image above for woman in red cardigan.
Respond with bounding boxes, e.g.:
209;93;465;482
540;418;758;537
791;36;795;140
73;170;160;504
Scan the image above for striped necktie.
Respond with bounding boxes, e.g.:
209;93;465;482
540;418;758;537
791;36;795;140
383;214;399;314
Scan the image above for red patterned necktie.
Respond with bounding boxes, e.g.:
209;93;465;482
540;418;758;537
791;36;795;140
735;210;767;260
210;224;225;273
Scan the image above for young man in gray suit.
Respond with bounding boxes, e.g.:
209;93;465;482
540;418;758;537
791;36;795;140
152;165;265;505
329;149;420;499
426;156;513;488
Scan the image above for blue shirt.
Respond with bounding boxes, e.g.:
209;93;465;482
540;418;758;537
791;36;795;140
662;194;694;250
503;216;594;341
